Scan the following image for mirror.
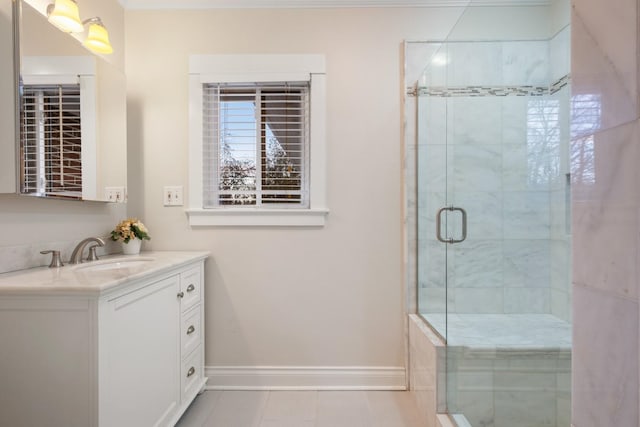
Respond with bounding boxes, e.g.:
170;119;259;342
16;0;126;202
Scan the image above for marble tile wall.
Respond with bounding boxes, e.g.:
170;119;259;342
418;98;553;315
445;41;549;87
550;26;571;85
405;42;445;91
570;0;640;425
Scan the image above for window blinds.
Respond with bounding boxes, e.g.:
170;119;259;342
20;84;82;196
203;82;310;208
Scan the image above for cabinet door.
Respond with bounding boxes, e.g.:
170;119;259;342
101;275;180;427
0;298;94;427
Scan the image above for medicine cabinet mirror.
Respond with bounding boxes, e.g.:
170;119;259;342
14;0;126;202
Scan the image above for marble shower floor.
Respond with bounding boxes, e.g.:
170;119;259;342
422;313;572;350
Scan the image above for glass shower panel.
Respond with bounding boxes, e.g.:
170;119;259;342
417;43;450;340
448;40;570;427
416;97;448;337
415;32;571;426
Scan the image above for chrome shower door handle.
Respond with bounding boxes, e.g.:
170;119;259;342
436;206;467;244
449;206;467;243
436;207;449;243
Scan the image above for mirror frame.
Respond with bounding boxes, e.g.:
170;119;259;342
12;0;21;195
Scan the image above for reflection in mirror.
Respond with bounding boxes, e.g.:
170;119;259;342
16;0;126;202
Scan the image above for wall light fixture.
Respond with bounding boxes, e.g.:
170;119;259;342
46;0;113;54
46;0;83;33
82;18;113;54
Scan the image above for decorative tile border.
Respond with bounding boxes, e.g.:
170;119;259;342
407;74;571;97
418;85;549;97
550;74;570;95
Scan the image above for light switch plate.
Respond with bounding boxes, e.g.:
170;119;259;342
105;187;126;203
163;186;183;206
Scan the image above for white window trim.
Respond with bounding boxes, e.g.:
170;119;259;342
187;54;328;227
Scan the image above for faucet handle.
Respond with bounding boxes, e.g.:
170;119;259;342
40;250;64;268
87;245;101;262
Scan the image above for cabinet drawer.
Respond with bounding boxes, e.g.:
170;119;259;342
180;266;201;312
181;306;201;358
181;346;203;401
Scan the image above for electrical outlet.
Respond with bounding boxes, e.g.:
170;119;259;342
163;186;184;206
105;187;126;203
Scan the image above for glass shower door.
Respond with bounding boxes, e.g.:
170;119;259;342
416;76;450;341
416;44;471;342
415;36;571;426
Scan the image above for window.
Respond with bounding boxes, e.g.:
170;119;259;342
203;82;309;208
188;55;327;227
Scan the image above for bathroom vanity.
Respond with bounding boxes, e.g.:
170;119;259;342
0;251;208;427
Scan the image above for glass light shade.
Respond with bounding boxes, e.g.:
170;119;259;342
47;0;84;33
83;21;113;54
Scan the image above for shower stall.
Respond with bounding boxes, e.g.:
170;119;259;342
407;2;573;426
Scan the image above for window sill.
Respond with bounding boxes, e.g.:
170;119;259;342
185;208;329;227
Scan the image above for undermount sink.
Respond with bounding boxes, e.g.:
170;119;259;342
73;257;155;272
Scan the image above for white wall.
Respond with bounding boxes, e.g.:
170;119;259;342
124;7;464;375
0;0;126;272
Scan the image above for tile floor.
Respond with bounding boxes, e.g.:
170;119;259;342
176;390;425;427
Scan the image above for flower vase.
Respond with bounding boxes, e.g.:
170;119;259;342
121;238;142;255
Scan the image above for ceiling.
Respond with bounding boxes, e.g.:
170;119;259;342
119;0;550;9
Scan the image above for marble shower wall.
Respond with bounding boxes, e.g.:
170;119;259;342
417;38;571;319
571;0;640;424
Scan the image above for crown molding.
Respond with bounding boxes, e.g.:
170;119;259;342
119;0;550;10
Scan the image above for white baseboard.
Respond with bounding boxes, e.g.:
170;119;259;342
205;366;406;390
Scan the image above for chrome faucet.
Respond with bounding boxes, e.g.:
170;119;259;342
69;237;106;264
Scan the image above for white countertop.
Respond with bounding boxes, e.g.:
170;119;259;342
0;251;210;296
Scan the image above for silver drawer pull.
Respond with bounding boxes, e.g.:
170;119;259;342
177;292;184;299
187;366;195;378
186;284;195;293
187;325;195;335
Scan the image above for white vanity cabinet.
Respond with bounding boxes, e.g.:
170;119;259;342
0;253;207;427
